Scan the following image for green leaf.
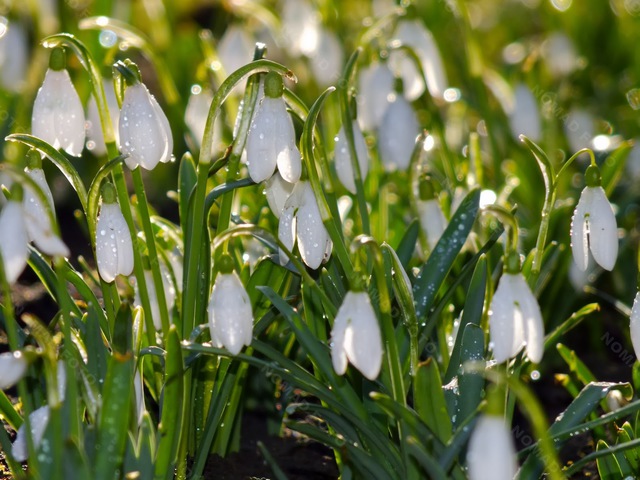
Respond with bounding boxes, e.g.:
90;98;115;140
414;359;452;443
596;439;623;479
405;436;448;480
178;152;196;236
455;324;485;428
396;219;420;268
557;343;597;387
413;188;480;319
601;140;634;196
154;326;184;480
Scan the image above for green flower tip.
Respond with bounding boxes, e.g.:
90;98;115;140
418;176;435;200
393;76;404;95
26;150;42;169
484;385;504;417
585;164;601;187
49;47;66;71
114;60;142;86
349;94;358;120
264;72;284;98
101;182;118;204
504;250;521;274
218;253;235;274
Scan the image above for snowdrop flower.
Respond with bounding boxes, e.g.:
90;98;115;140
279;181;332;270
388;18;448;101
307;28;344;87
331;291;383;381
334;120;369;194
280;0;320;57
217;25;254;76
96;183;134;283
12;405;51;462
246;72;301;183
571;165;618;271
631;291;640;359
416;196;446;252
0;187;28;284
378;81;419;171
265;171;295;218
467;414;518;480
23;152;69;257
86;78;120;156
207;255;253;355
0;18;28;91
489;261;544;364
543;32;578;78
184;85;223;152
564;108;594;154
507;83;541;142
357;61;395;132
135;259;176;331
32;47;85;156
119;66;173;170
0;351;28;389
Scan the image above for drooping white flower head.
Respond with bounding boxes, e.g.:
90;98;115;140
217;25;254;76
378;85;419;171
0;19;29;91
246;72;301;184
86;78;120;156
307;27;344;87
184;85;224;152
416;178;447;252
630;291;640;360
96;183;134;283
279;181;332;270
331;291;383;381
543;32;579;78
357;62;395;132
207;258;253;355
265;171;295;218
12;405;51;462
571;166;618;272
388;19;448;101
280;0;320;57
134;260;176;331
489;271;544;364
32;48;85;156
334;120;369;194
564;108;594;154
119;68;173;170
0;351;28;389
0;192;29;284
507;83;541;142
467;415;518;480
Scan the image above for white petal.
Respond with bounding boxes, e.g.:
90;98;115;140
512;274;544;363
630;292;640;360
297;183;328;270
570;187;591;272
342;292;383;380
281;0;320;57
0;21;28;91
334;121;369;194
467;415;518;480
185;87;224;152
96;203;134;283
564;108;594;154
543;32;578;78
134;368;145;425
12;406;51;462
32;69;85;156
489;273;519;363
207;272;253;355
150;93;173;163
119;84;170;170
378;96;419;171
0;351;28;389
307;28;344;87
417;199;447;251
265;171;295;218
587;186;618;271
273;98;301;183
246;97;279;182
278;187;299;265
330;295;353;376
0;201;29;284
357;62;395;131
217;25;254;76
508;83;541;142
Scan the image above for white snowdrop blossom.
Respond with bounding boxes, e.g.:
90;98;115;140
207;270;253;355
217;25;254;76
507;83;541;142
12;405;51;462
23;166;69;257
571;184;618;272
265;171;295;218
0;351;28;389
564;108;594;154
32;49;85;156
388;19;448;101
279;181;332;270
357;62;395;131
630;291;640;360
135;263;176;331
119;82;173;170
0;19;28;91
334;121;369;194
96;184;134;283
378;93;419;171
86;78;120;156
0;199;29;284
467;415;518;480
307;28;344;87
246;73;301;183
489;272;544;364
280;0;320;57
417;198;447;251
331;291;383;381
184;85;223;152
543;32;579;78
